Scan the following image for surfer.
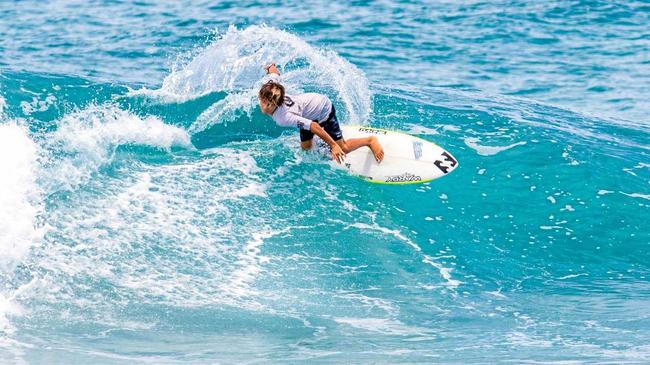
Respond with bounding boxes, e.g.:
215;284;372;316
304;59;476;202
258;63;384;164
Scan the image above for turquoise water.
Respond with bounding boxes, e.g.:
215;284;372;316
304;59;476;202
1;1;649;363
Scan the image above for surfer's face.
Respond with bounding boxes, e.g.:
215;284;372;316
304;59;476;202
259;97;277;115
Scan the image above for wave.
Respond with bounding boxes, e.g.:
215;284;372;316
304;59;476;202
1;21;648;363
40;105;191;193
373;84;650;156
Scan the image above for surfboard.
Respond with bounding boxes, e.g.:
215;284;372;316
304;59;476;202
336;125;459;184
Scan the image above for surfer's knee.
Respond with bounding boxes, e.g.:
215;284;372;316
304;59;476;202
339;140;351;153
300;140;312;150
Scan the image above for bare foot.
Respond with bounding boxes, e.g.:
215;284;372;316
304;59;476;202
368;136;384;163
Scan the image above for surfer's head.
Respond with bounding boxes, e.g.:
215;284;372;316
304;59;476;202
258;80;289;115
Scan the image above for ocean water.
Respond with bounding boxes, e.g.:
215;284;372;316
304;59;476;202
0;1;649;363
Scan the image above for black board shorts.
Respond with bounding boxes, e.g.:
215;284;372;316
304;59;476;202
299;105;343;142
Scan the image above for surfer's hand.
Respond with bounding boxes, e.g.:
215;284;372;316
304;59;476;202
331;145;346;164
265;63;279;75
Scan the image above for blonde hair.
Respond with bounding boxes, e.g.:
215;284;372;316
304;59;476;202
258;80;293;107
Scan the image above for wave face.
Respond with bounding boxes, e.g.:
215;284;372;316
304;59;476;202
1;1;649;364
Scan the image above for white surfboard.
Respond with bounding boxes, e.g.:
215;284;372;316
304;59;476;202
335;125;459;184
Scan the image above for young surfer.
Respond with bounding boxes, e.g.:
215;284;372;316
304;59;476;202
258;63;384;164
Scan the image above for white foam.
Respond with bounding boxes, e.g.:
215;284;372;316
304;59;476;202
0;122;42;350
442;124;461;132
54;105;191;155
334;317;431;336
44;105;191;191
557;273;588;280
20;94;57;115
405;124;439;135
422;255;462;288
506;331;553;348
348;222;461;288
487;290;507;299
464;137;526;156
225;228;286;297
334;291;398;315
0;294;24;336
191;89;256;134
0;123;41;272
36;147;273;311
561;204;575;212
620;192;650;201
349;222;420;252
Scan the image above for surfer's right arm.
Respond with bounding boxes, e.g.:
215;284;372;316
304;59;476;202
309;122;346;164
272;109;345;164
265;63;280;77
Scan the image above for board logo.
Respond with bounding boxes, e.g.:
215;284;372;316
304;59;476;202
385;172;422;183
412;141;423;160
434;151;457;174
358;127;387;135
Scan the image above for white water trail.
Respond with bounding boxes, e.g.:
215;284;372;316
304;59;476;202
42;105;191;192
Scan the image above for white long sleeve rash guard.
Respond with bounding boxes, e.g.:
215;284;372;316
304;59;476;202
266;73;333;131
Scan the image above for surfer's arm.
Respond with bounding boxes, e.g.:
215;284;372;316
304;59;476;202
310;122;346;164
265;63;280;75
265;63;280;82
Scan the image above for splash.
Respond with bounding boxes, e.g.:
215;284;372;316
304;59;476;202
38;148;274;312
464;137;527;156
0;123;41;273
0;121;41;351
132;25;372;134
42;105;191;192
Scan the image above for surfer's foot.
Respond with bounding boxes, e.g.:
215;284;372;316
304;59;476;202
369;136;384;163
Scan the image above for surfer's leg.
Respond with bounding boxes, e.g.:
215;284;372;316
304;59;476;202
320;108;383;162
336;137;384;163
300;129;314;150
301;139;313;150
320;113;383;163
